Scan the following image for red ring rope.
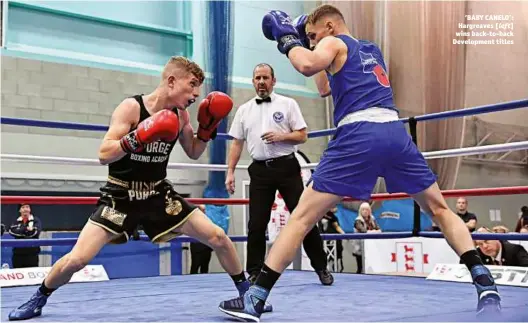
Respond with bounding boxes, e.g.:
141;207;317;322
1;186;526;205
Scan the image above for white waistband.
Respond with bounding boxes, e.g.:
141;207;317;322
337;107;399;127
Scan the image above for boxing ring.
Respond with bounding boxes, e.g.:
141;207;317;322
2;99;528;322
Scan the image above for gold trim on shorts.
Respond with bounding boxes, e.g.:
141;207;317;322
88;219;125;239
107;176;130;188
107;176;165;189
150;208;198;244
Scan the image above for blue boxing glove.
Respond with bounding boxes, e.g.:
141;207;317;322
262;10;304;56
293;14;311;49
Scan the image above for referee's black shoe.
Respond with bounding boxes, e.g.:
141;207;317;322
316;269;334;286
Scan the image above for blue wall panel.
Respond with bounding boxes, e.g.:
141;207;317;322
7;5;189;67
12;0;190;31
232;1;306;85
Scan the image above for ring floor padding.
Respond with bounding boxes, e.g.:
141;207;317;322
2;271;527;322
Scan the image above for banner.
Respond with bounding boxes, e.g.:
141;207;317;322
0;265;109;287
364;237;528;276
427;264;528;288
363;237;460;274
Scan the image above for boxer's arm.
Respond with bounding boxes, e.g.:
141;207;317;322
98;99;137;165
288;37;341;77
314;71;331;97
179;110;207;160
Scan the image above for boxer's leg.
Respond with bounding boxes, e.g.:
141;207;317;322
384;121;500;315
261;184;341;274
8;196;134;321
178;209;243;275
44;221;116;289
8;221;119;321
411;183;476;257
219;185;342;320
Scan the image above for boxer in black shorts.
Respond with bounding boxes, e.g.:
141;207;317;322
89;177;197;244
9;56;272;321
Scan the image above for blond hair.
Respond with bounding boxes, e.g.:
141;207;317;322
359;202;371;214
162;56;205;84
492;225;509;233
307;4;345;25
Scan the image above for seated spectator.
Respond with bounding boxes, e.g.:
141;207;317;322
492;225;509;234
474;226;528;267
8;203;42;268
514;206;528;233
318;207;345;272
352;202;381;274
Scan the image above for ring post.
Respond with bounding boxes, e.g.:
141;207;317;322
408;117;421;236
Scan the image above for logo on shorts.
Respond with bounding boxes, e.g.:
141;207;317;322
273;111;284;123
165;191;183;216
100;206;127;227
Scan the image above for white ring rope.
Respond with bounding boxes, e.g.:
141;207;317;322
1;141;527;171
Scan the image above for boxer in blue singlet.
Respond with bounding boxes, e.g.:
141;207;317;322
219;4;501;322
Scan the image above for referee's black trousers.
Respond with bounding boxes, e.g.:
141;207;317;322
246;156;327;276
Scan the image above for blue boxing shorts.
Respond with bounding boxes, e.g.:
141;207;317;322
311;120;437;200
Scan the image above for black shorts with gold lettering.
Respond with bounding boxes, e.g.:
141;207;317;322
89;178;198;244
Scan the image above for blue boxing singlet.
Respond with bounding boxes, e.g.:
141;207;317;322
326;35;397;127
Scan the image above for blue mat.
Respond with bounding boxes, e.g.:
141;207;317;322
2;271;527;321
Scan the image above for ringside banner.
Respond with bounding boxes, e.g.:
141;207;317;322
0;265;109;287
427;263;528;287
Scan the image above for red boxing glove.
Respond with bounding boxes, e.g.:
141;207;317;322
197;91;233;142
120;109;180;153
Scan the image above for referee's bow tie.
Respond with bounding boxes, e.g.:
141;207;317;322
256;96;271;104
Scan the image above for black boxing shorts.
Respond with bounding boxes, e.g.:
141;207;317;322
89;177;198;244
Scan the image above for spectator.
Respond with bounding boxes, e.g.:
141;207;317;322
455;197;477;232
491;225;509;234
352;202;381;273
432;197;477;232
8;203;42;268
514;206;528;233
318;207;345;272
474;227;528;267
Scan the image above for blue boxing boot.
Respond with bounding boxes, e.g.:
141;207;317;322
8;289;49;321
220;285;270;322
236;280;273;313
471;265;501;317
460;249;502;318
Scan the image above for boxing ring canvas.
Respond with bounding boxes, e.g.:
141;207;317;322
2;271;527;322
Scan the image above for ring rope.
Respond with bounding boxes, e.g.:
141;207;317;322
1;99;526;139
2;141;527;172
3;231;528;248
2;186;527;205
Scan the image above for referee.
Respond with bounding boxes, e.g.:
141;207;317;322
225;63;333;285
